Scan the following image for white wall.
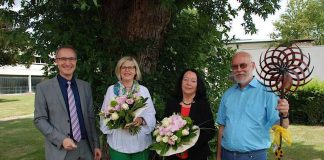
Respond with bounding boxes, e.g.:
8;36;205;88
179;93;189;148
0;64;44;76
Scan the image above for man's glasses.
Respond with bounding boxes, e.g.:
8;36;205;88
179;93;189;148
231;63;250;71
56;57;77;61
121;66;136;70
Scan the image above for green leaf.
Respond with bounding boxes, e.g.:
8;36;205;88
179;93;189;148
110;101;118;107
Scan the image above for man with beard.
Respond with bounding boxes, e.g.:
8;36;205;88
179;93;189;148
216;51;290;160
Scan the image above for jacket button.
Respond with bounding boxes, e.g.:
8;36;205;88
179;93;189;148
67;120;70;123
67;133;70;136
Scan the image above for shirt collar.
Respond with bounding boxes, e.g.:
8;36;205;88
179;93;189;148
234;76;259;89
57;74;76;86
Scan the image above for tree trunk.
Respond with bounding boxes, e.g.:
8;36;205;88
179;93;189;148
103;0;171;73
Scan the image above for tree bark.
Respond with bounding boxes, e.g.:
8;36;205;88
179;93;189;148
103;0;171;73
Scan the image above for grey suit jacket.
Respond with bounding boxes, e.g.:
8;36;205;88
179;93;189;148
34;77;99;160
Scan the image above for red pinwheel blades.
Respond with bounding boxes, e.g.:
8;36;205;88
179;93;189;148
256;44;313;98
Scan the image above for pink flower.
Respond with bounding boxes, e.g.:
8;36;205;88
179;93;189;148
134;93;140;97
114;105;122;111
126;98;134;105
169;115;186;130
116;96;127;104
159;127;169;136
168;139;175;145
169;125;180;132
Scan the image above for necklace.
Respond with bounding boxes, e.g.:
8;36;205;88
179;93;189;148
182;100;195;105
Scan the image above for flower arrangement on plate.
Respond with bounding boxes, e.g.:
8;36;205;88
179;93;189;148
150;114;200;156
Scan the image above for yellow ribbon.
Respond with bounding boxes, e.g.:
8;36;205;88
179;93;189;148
271;125;292;146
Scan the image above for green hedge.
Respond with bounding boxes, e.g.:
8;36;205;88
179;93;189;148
287;79;324;125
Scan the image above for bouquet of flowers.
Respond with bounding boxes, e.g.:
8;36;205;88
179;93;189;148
150;114;200;156
100;93;148;135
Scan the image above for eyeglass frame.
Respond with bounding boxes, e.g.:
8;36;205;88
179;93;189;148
120;65;136;70
56;57;77;62
231;62;253;71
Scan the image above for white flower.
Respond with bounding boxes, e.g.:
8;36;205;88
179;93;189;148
107;106;114;111
182;119;187;125
156;135;162;142
161;118;171;127
182;129;189;136
170;135;178;141
103;118;110;124
134;95;141;101
121;103;129;110
153;129;159;136
162;136;169;143
166;131;173;136
111;112;119;120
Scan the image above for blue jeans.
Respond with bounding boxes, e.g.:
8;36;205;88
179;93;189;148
221;147;267;160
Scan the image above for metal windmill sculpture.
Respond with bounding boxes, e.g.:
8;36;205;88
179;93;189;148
256;44;313;159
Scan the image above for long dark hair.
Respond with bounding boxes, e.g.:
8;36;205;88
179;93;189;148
174;69;208;101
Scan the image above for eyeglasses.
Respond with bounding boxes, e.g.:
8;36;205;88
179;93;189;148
121;66;136;70
56;57;77;61
231;63;250;71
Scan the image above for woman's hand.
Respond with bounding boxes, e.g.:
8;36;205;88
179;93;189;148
133;117;144;126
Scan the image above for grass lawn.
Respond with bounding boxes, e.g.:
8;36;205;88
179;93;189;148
0;94;35;119
267;125;324;160
0;95;324;160
0;118;44;160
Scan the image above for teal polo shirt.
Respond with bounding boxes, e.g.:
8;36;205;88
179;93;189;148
216;77;279;152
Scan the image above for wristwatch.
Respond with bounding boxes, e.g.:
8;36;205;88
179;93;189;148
282;114;289;119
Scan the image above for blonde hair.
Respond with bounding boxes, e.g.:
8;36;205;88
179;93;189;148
115;56;142;81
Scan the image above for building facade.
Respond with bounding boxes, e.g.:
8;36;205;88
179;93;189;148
0;64;45;94
228;40;324;81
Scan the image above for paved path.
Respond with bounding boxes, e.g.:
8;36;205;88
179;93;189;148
0;114;34;121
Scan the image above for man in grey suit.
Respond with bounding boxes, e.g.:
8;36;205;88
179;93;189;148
34;45;101;160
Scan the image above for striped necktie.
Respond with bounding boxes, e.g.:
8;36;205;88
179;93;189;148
67;81;81;142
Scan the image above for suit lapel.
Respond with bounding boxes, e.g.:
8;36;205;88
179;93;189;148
52;78;68;114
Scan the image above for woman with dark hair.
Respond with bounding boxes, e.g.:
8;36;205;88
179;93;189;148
164;69;216;160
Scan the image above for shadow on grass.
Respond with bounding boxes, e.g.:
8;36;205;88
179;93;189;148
0;98;19;103
268;142;324;160
0;118;44;160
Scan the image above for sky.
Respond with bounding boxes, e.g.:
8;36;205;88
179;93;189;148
7;0;289;40
228;0;289;40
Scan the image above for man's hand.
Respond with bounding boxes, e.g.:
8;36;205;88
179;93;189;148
94;148;102;160
277;98;289;117
62;138;77;150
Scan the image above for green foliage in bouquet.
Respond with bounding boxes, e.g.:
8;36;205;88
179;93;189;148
100;94;148;135
151;114;199;156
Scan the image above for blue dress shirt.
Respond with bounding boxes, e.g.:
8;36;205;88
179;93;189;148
57;75;88;140
216;77;279;152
